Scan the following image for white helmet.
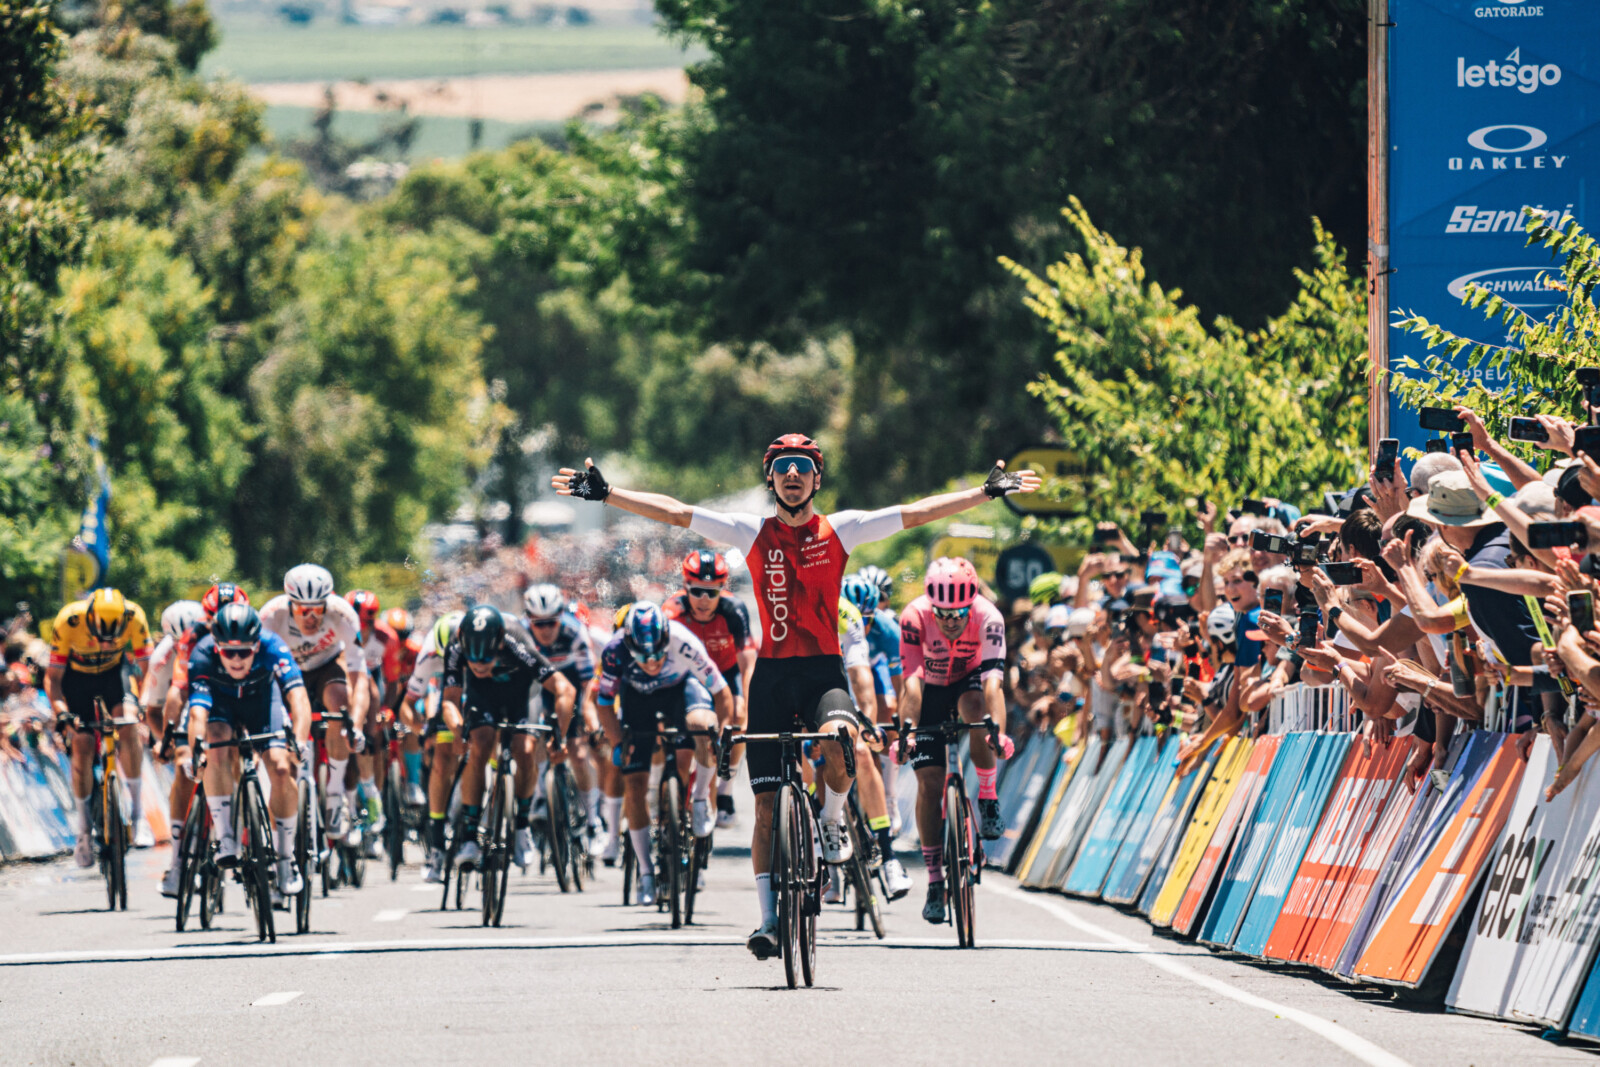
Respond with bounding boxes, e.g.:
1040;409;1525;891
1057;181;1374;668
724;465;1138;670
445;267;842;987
1206;602;1238;645
284;563;335;604
160;599;205;640
523;583;565;621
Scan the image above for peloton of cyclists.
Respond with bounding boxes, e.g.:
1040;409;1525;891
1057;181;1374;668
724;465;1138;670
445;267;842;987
553;433;1038;956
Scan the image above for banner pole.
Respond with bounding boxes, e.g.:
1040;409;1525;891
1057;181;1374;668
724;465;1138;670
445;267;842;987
1367;0;1390;457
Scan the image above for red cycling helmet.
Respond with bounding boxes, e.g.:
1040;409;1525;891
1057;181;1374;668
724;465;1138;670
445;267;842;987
201;582;250;621
382;607;413;637
762;433;824;479
347;589;380;625
925;557;980;611
682;549;730;586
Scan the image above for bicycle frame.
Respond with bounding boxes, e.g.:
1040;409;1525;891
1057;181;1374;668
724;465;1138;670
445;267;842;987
204;725;295;943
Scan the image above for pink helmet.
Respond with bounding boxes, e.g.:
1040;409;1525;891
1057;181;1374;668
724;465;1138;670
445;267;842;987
925;557;979;610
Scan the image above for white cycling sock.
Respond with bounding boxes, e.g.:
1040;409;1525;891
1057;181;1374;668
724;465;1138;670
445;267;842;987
603;797;623;842
274;815;296;858
533;761;548;801
326;758;348;796
630;828;653;879
717;776;733;798
691;766;712;802
820;785;849;824
880;753;898;797
207;796;233;843
755;873;776;925
75;795;92;834
125;777;144;824
359;775;376;799
586;787;602;823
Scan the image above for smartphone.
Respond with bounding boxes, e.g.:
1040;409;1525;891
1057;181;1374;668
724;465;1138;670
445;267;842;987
1241;498;1270;517
1141;509;1167;530
1321;561;1365;585
1577;367;1600;387
1508;416;1550;443
1570;591;1596;634
1297;610;1320;648
1169;677;1186;702
1262;588;1284;615
1424;438;1450;454
1575;426;1600;460
1419;406;1466;433
1196;495;1208;514
1450;431;1475;456
1528;520;1590;550
1374;438;1399;481
1091;525;1117;546
1251;530;1291;555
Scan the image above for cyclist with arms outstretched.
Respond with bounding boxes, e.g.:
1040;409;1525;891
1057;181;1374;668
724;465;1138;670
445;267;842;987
553;433;1037;957
897;557;1012;924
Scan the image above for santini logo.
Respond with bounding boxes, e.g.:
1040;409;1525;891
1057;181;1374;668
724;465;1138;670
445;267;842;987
1446;266;1560;307
1445;204;1573;234
1457;48;1559;93
1448;125;1565;171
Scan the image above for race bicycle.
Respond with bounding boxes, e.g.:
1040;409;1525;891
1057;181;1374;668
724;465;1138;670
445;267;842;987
205;725;295;943
59;698;140;911
624;718;719;929
718;724;855;988
168;724;224;932
478;717;555;927
310;710;362;894
541;718;590;894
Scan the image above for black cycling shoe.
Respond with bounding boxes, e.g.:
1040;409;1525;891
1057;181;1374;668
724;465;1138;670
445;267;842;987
978;797;1004;841
922;881;946;924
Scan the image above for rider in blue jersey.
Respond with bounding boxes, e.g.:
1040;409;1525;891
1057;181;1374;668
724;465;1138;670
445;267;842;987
186;603;313;896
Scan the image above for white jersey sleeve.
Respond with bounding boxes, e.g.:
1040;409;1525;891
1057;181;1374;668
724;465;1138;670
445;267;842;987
141;635;177;708
830;506;905;554
668;620;729;695
688;508;763;554
840;614;870;672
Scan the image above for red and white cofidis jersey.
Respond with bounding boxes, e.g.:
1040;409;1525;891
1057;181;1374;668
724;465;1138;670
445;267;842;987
662;591;755;675
899;594;1006;687
688;507;904;659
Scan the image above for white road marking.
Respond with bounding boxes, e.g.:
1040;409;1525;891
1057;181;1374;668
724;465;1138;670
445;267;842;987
410;884;439;893
149;1058;201;1067
251;990;303;1007
373;909;408;922
987;884;1415;1067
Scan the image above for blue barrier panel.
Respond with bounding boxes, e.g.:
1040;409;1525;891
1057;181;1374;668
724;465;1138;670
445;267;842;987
992;735;1062;871
1199;732;1318;948
1041;737;1129;888
1102;739;1182;904
1063;736;1161;897
1137;742;1225;915
1566;955;1600;1042
1233;734;1354;957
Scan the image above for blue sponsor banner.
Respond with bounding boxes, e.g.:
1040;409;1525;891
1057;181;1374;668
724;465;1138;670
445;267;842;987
1137;742;1224;914
1387;0;1600;457
1200;733;1318;948
1566;956;1600;1040
1103;739;1181;903
1233;735;1354;957
992;734;1061;870
1063;736;1160;897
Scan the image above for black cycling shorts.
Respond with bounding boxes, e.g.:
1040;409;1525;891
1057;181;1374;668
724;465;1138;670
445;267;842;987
614;678;712;775
539;666;588;716
463;681;540;732
62;667;133;724
301;658;349;709
745;655;856;795
911;669;987;772
721;669;743;698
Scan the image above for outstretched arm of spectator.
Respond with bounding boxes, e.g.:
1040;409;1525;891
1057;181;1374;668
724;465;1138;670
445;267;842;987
1457;406;1541;488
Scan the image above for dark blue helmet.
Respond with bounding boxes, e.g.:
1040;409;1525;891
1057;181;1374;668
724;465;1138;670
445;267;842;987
461;603;505;663
212;602;262;648
622;602;669;662
842;574;880;616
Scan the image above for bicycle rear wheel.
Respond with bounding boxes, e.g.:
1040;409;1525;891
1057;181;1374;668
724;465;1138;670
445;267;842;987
482;770;511;927
621;829;635;906
295;780;314;934
383;774;405;880
847;810;884;939
686;831;709;925
200;848;222;929
546;766;572;893
946;781;975;948
776;787;801;990
106;772;128;912
241;778;276;943
558;765;586;892
175;801;203;932
662;776;684;929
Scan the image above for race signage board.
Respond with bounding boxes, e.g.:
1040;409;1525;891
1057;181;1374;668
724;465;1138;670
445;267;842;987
1149;737;1253;928
1130;741;1225;913
1014;742;1086;887
1173;736;1281;936
1064;736;1163;897
1043;736;1133;888
1102;740;1183;905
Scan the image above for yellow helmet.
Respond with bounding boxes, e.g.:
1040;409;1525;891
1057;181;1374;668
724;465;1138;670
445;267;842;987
85;588;130;641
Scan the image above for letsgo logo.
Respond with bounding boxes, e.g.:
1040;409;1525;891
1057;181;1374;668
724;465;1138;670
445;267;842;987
1456;48;1560;93
1447;125;1566;171
764;548;789;643
1445;204;1573;234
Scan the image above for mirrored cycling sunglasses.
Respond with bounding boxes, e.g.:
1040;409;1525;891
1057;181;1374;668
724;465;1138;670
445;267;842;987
932;606;970;622
687;586;723;599
769;454;816;476
218;644;258;660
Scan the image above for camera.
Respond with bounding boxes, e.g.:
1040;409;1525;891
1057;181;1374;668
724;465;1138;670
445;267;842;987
1250;530;1292;555
1291;535;1320;566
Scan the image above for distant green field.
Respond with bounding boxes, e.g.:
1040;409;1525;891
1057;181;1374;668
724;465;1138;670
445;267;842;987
204;18;700;83
260;104;557;160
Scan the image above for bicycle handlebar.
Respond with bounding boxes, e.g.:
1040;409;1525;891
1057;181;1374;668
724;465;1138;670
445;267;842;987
722;729;855;780
896;715;1002;762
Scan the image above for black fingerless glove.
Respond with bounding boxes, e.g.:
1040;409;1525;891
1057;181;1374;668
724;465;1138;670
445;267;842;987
569;464;611;502
982;463;1023;499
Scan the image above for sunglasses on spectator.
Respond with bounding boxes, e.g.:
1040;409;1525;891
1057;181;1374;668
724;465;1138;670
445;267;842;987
1228;534;1251;545
1224;572;1258;586
687;586;723;599
1106;570;1129;579
770;455;817;476
218;645;257;660
932;606;970;622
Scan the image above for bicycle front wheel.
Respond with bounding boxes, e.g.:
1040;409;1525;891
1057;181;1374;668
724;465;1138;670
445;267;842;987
383;774;405;881
295;780;314;934
175;801;204;932
661;776;683;929
546;766;572;893
847;810;884;939
107;773;128;911
946;781;975;948
793;790;818;987
775;787;801;990
241;777;276;944
621;829;636;906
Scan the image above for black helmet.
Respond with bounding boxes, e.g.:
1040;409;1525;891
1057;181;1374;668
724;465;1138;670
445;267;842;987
212;602;262;648
461;603;505;663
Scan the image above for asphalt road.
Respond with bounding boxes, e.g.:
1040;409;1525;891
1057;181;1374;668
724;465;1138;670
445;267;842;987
1;810;1593;1067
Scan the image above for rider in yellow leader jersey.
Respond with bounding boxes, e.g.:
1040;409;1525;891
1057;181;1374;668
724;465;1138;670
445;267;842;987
45;588;154;863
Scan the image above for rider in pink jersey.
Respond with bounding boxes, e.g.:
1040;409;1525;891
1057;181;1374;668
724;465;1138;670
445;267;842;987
897;557;1012;925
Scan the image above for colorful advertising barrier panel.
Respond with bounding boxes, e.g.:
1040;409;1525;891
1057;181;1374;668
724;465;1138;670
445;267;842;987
1102;739;1182;904
1134;741;1224;914
1174;735;1281;936
1233;734;1354;958
1266;738;1411;964
1041;736;1129;888
1015;740;1091;887
992;734;1062;871
1201;733;1318;948
1150;737;1253;928
1386;0;1600;451
1355;734;1525;987
1064;736;1163;896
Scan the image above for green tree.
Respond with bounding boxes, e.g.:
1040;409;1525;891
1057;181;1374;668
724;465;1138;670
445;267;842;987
1392;212;1600;451
1002;199;1367;537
